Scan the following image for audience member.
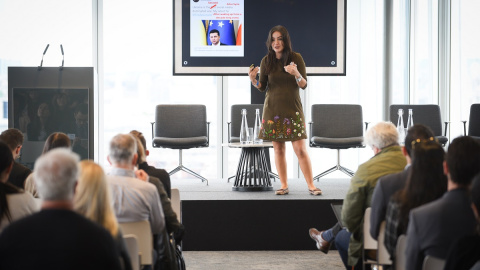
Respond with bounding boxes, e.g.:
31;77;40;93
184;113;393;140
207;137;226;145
132;134;184;243
50;93;74;133
309;122;406;269
26;102;55;141
0;141;38;232
106;134;165;269
369;124;434;240
444;173;480;270
0;149;122;270
130;130;171;198
0;128;32;188
384;138;447;260
405;136;480;270
24;132;71;198
74;160;132;270
69;103;89;159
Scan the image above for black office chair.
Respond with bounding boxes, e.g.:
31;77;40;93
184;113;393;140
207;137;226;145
310;104;365;180
389;104;449;146
151;104;210;184
462;103;480;141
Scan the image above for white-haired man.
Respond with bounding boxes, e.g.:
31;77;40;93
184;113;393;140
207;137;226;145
309;122;407;270
0;149;121;270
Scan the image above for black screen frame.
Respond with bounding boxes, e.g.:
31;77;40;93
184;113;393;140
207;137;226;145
173;0;347;76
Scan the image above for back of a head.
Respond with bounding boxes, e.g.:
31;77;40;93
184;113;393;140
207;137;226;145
405;124;435;157
365;121;398;149
130;130;147;152
0;128;24;152
130;130;147;164
447;136;480;186
74;160;118;236
0;141;13;176
42;132;71;154
34;148;79;201
109;134;137;165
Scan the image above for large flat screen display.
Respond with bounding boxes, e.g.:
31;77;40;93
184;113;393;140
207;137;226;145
174;0;346;75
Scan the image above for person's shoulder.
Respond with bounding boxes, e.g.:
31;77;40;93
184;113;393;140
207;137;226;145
292;52;304;61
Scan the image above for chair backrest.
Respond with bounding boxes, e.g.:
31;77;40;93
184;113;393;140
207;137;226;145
395;234;407;270
119;220;153;266
171;188;181;221
155;104;207;138
363;208;377;250
389;105;443;136
230;104;263;142
377;221;392;265
469;103;480;136
123;234;140;270
422;255;446;270
311;104;363;138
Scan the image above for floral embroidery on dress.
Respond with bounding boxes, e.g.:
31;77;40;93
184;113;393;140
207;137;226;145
260;112;306;139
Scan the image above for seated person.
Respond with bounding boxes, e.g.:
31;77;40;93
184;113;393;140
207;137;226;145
405;136;480;270
370;124;434;240
26;102;55;141
0;149;122;270
0;128;32;189
74;160;133;270
444;172;480;270
130;130;171;198
0;141;38;233
106;134;165;268
384;138;447;261
24;132;71;198
309;122;407;269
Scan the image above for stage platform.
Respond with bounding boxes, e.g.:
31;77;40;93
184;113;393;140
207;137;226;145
171;177;350;251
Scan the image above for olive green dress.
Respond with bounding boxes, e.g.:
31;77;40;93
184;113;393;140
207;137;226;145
257;52;308;141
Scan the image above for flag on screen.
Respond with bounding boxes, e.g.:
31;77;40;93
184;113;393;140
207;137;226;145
206;20;236;45
236;23;242;46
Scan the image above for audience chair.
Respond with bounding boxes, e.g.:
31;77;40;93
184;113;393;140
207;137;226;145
377;221;392;265
422;255;446;270
151;104;210;184
389;104;449;145
123;234;140;270
119;220;153;268
363;208;378;268
395;234;407;270
462;103;480;141
310;104;365;180
171;188;181;221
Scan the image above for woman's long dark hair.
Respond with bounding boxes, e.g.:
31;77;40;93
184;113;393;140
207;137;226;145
264;25;293;75
0;141;20;224
395;140;447;233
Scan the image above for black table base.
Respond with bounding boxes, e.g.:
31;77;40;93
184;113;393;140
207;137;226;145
232;146;275;191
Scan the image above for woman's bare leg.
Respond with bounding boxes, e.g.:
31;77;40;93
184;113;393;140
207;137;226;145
272;141;288;189
292;139;317;190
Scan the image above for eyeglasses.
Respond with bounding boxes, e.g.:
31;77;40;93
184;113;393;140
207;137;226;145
411;137;438;149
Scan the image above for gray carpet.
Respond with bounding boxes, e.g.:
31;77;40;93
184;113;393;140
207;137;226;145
183;250;345;270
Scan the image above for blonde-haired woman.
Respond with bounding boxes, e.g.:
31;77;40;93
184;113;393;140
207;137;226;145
74;160;132;270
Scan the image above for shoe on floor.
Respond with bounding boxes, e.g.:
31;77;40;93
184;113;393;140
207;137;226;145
275;188;289;195
309;187;322;196
309;228;331;254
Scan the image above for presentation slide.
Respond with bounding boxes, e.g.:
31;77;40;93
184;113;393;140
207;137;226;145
190;0;244;57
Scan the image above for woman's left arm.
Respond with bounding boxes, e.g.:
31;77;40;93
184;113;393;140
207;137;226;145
284;53;307;89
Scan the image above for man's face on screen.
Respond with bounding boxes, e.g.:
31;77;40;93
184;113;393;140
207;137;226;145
210;33;220;45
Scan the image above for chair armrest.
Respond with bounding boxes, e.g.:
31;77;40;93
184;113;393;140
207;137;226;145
227;122;231;143
443;121;450;137
206;122;211;147
150;122;155;148
365;122;370;131
461;121;467;136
